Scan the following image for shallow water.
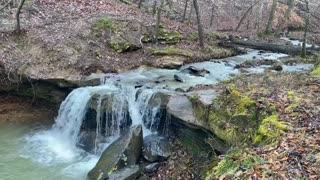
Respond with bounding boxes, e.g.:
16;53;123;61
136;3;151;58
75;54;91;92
0;123;98;180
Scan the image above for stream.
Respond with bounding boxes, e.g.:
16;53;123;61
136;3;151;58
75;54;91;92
0;49;314;180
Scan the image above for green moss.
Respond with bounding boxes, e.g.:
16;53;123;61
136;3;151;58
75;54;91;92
206;149;264;179
187;32;198;41
201;46;233;59
208;32;226;41
253;114;286;145
208;87;262;146
151;47;192;57
95;18;113;30
312;65;320;76
143;28;182;44
287;91;295;99
109;41;131;53
285;91;301;111
188;95;208;123
158;29;182;44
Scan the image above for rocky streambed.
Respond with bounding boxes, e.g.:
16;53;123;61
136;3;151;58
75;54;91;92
0;48;316;180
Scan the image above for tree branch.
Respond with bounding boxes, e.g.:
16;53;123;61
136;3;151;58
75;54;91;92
0;0;14;12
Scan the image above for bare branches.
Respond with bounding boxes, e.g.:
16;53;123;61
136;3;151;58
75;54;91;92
235;0;262;31
0;0;14;12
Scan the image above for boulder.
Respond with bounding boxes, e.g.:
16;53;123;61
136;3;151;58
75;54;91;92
142;134;171;162
154;56;185;69
108;165;141;180
141;91;170;132
166;95;199;127
87;125;143;180
174;74;184;82
144;163;160;173
181;66;210;77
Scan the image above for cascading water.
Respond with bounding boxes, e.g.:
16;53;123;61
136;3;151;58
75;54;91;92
49;77;167;155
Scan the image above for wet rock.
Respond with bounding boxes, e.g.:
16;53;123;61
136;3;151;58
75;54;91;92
181;66;210;77
78;130;96;152
87;125;143;180
271;61;284;71
144;163;160;173
143;92;170;132
155;56;185;69
174;74;184;82
142;135;171;162
224;61;233;67
272;65;283;71
239;69;250;73
83;93;132;140
166;95;198;126
109;165;141;180
175;88;185;93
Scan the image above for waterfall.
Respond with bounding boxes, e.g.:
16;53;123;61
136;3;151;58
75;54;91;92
51;79;167;154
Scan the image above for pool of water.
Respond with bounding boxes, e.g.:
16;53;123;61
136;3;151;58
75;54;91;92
0;122;98;180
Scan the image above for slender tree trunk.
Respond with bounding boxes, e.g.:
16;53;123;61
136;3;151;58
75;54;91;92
152;1;157;16
16;0;26;34
166;0;173;18
256;1;264;33
188;0;193;24
209;5;215;27
155;0;164;43
193;0;204;49
276;0;295;35
182;0;189;22
301;0;309;58
235;0;262;31
138;0;143;8
265;0;278;34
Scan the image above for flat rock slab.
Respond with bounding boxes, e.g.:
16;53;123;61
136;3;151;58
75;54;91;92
109;165;141;180
87;125;143;180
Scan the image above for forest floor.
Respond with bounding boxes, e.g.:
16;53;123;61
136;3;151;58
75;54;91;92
148;72;320;179
205;72;320;179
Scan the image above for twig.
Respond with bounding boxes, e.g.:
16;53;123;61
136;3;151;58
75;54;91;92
0;0;14;12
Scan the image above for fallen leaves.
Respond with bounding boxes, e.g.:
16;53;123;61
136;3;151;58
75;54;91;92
210;72;320;179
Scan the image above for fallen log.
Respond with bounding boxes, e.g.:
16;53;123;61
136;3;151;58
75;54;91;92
221;39;319;55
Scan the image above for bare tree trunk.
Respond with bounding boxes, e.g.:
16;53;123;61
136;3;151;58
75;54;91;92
235;0;262;31
265;0;278;34
155;0;164;43
16;0;26;34
209;5;215;27
182;0;189;22
188;0;193;24
193;0;204;49
301;0;309;58
256;0;264;33
138;0;143;8
166;0;173;18
276;0;295;35
152;1;157;16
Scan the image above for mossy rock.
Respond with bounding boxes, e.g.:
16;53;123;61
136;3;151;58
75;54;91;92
312;65;320;76
142;28;182;44
110;40;132;53
253;114;286;145
158;29;182;44
208;87;264;146
151;48;192;57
